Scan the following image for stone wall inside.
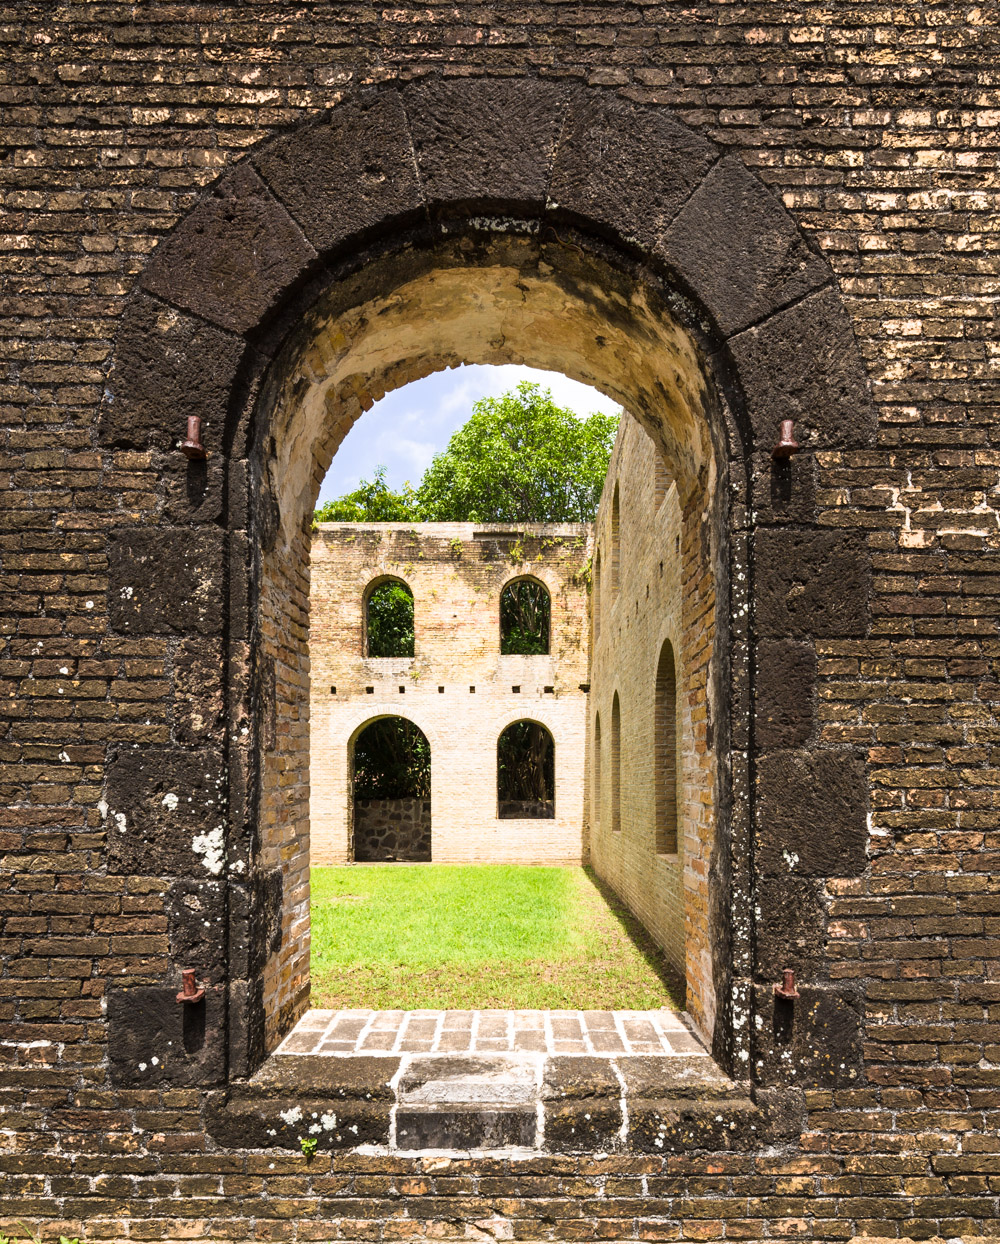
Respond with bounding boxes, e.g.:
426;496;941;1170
310;523;590;866
353;798;431;863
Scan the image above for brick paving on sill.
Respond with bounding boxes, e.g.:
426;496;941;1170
277;1009;707;1056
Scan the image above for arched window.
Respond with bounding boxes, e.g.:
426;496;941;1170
593;549;602;642
499;577;550;655
654;454;671;506
351;716;430;861
497;720;555;819
655;640;678;854
611;691;621;834
593;713;602;827
610;483;621;596
365;578;414;658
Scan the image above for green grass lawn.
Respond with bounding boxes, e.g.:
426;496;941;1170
310;864;684;1010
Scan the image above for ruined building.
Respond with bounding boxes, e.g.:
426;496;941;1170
5;5;1000;1241
310;520;590;866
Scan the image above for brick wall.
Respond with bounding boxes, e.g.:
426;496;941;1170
3;5;1000;1237
589;417;708;1025
310;523;590;866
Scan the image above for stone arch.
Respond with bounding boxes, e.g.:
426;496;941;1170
101;77;875;1083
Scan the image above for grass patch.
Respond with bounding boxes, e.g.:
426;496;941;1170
310;864;684;1010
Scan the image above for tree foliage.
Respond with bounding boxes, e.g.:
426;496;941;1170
415;382;617;523
314;465;417;523
314;382;619;525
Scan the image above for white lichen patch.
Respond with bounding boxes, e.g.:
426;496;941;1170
162;792;179;812
279;1106;303;1125
192;826;225;875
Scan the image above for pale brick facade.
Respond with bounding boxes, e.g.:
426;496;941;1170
309;522;591;866
589;418;690;988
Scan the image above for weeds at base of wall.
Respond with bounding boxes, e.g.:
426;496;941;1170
2;1225;80;1244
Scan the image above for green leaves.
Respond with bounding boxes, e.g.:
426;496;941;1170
314;383;619;525
366;581;415;657
314;465;418;523
416;382;618;523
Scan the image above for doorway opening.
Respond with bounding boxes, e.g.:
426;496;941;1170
254;229;733;1061
351;716;430;863
497;720;555;819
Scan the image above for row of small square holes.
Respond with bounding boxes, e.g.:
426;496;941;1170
330;686;557;695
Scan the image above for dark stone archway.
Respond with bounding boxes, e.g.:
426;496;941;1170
100;78;874;1089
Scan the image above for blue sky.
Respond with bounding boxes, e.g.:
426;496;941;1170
317;364;622;506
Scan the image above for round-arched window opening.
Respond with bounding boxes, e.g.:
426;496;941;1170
500;577;551;655
365;579;414;658
497;720;555;819
351;716;430;861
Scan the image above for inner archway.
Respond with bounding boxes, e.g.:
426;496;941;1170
351;716;430;863
254;228;734;1056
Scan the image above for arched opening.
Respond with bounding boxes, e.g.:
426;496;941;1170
654;453;672;508
610;484;621;597
253;233;725;1049
593;549;602;642
655;640;678;855
593;713;602;828
497;720;555;819
365;578;414;658
102;76;877;1098
499;577;551;655
351;716;430;862
610;692;622;836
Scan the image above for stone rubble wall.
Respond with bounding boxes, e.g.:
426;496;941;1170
353;798;431;863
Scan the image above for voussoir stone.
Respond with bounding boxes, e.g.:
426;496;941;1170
141;162;316;335
405;76;567;215
660;154;830;338
101;293;245;451
255;89;425;254
728;284;876;451
548;93;717;252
